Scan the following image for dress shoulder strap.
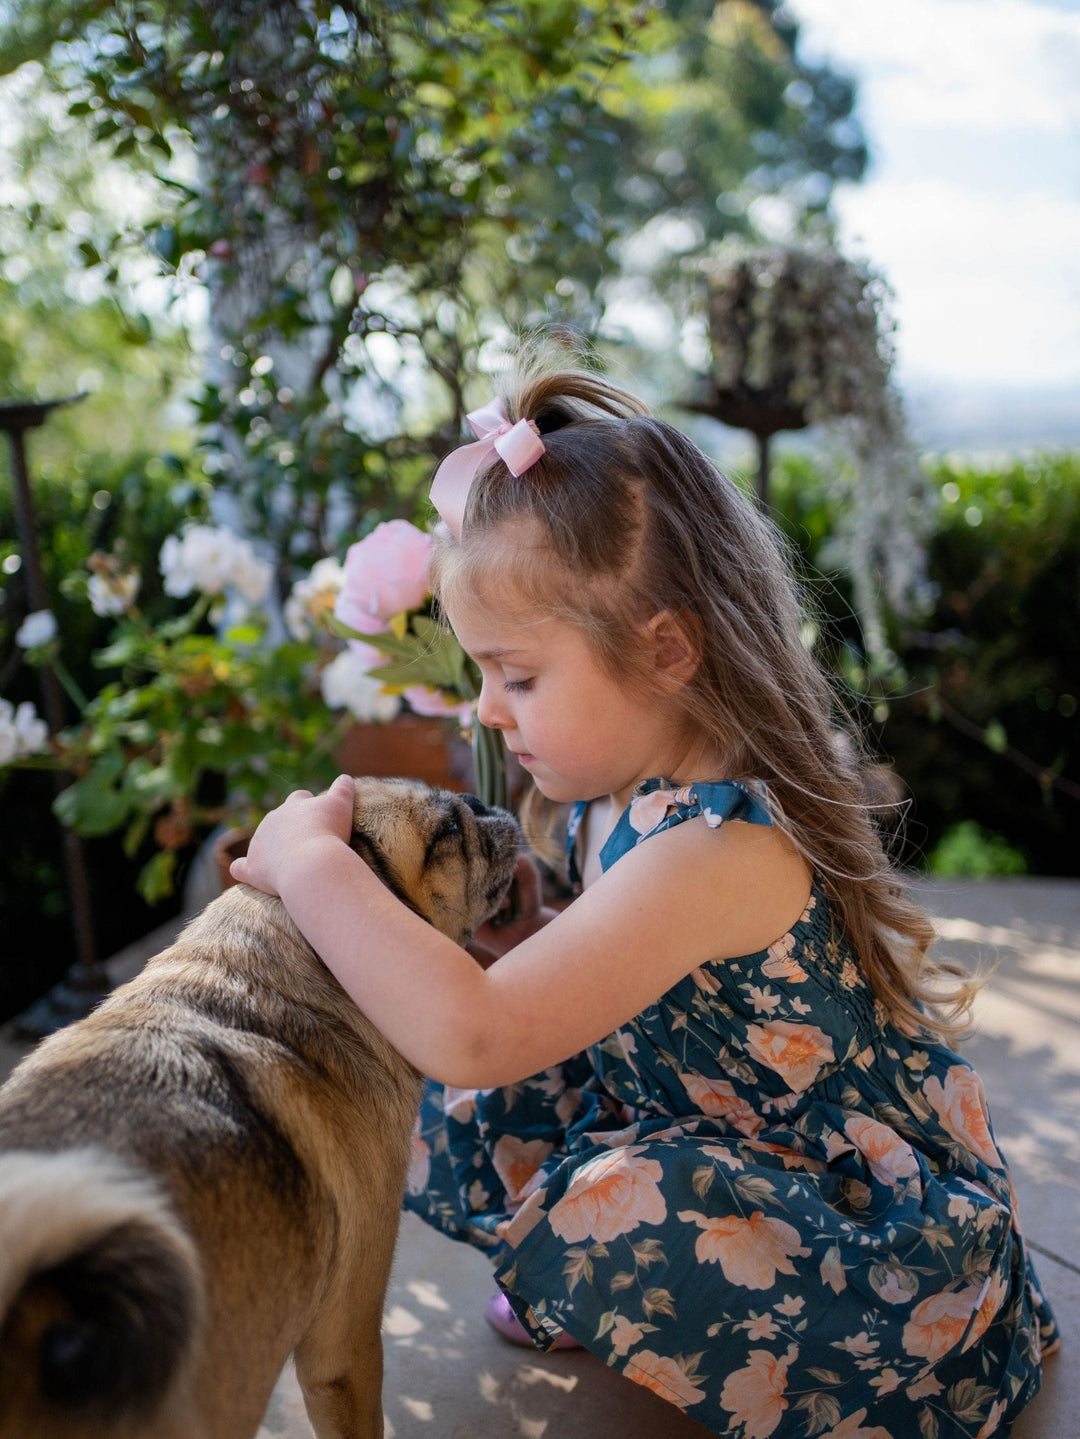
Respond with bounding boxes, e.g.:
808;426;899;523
600;778;773;874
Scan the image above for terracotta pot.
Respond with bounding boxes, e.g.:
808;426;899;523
212;827;251;892
335;715;470;790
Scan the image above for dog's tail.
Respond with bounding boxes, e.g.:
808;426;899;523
0;1148;205;1427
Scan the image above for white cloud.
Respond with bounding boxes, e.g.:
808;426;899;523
788;0;1080;387
793;0;1080;134
837;180;1080;384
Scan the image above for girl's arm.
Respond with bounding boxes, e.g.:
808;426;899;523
232;775;811;1089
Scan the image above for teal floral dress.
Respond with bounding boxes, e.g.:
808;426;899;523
404;779;1057;1438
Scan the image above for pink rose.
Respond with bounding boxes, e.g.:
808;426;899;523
403;685;474;725
336;520;433;635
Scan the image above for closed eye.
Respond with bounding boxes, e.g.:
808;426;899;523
503;678;533;694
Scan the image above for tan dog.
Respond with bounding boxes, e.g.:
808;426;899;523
0;778;520;1439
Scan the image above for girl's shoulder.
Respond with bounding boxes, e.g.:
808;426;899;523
566;777;811;968
567;777;774;887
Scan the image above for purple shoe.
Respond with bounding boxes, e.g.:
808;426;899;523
484;1290;582;1350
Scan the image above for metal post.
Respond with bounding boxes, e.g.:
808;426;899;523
756;430;771;511
1;396;111;1036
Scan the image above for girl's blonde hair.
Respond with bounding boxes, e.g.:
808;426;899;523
433;339;975;1039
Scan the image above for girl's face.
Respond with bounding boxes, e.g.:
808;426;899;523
446;591;697;810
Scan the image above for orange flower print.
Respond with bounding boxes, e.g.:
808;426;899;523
701;1143;745;1171
905;1374;944;1401
867;1367;901;1396
843;1115;920;1185
965;1269;1008;1349
820;1244;847;1295
976;1399;1008;1438
774;1294;804;1318
501;1186;550;1248
821;1407;894;1438
549;1146;667;1243
624;1349;707;1410
747;984;783;1016
680;1074;765;1137
923;1065;1003;1168
834;1330;878;1357
902;1286;984;1363
762;932;809;983
610;1313;645;1356
743;1311;781;1340
719;1344;797;1438
840;958;861;990
441;1085;477;1122
745;1020;836;1091
406;1130;431;1196
492;1135;555;1206
535;1067;585;1125
676;1209;810;1288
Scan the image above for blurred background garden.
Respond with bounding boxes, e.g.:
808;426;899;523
1;0;1076;1027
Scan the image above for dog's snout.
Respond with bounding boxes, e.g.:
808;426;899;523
461;793;488;816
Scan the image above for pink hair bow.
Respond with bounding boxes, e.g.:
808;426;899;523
429;397;545;539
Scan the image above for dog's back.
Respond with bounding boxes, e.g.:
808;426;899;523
0;779;519;1438
0;885;418;1438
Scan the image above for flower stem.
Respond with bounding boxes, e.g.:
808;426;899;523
49;656;89;714
470;719;508;810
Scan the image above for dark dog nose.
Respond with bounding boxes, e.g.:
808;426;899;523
461;793;489;816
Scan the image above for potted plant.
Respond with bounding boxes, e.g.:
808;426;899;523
3;517;501;903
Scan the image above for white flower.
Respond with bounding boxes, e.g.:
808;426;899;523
319;649;401;722
230;548;274;606
159;525;272;605
0;703;16;765
88;569;141;618
14;700;49;754
15;610;58;649
284;557;346;640
0;697;50;762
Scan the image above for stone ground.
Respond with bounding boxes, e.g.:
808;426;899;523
2;874;1077;1438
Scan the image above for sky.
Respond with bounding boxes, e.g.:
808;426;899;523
786;0;1080;394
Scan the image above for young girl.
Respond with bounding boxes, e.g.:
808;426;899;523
232;348;1056;1437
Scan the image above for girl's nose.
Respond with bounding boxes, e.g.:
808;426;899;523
476;679;508;731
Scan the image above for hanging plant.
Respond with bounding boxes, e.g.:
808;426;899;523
699;242;933;667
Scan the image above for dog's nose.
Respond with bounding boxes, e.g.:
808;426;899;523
461;793;488;815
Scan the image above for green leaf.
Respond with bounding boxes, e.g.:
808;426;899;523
138;848;177;904
52;752;131;835
983;720;1007;753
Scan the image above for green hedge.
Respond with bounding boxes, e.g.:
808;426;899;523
770;450;1079;877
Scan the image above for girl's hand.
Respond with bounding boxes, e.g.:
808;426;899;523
229;773;356;897
466;853;559;968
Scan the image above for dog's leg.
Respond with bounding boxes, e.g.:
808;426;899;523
293;1281;387;1439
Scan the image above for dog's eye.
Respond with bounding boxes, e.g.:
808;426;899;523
423;815;464;870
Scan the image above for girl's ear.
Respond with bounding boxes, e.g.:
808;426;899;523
645;610;700;691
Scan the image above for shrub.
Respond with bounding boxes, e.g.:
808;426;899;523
768;449;1079;877
0;451;207;1020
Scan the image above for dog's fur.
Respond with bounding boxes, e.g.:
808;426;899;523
0;778;520;1439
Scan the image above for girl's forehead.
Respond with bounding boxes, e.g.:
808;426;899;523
444;591;554;655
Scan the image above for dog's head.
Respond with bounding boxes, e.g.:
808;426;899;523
347;778;521;946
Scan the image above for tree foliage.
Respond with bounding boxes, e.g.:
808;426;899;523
1;0;865;563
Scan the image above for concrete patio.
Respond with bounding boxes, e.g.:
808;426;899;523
2;873;1077;1437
